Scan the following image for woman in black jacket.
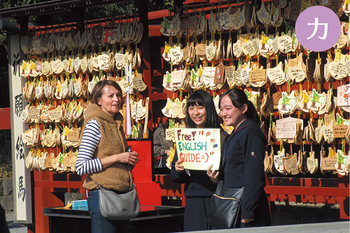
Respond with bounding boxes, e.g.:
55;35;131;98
207;88;271;228
170;90;227;231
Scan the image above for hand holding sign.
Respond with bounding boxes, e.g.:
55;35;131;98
207;164;219;183
174;159;185;173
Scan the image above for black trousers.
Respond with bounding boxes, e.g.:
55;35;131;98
0;204;9;233
184;197;214;231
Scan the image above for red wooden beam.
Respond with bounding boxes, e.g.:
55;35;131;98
265;185;349;197
0;108;11;130
34;180;84;189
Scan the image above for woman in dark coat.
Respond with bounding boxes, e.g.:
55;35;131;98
170;90;227;231
153;122;173;168
207;88;271;228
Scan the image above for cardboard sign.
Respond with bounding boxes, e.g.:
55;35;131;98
249;69;266;83
174;128;221;170
276;117;303;139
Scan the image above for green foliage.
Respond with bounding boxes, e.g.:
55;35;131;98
0;164;12;177
0;130;11;177
164;0;174;12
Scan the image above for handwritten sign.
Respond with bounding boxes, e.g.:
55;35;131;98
132;75;147;92
322;156;337;171
249;69;266;83
174;128;221;170
195;43;206;56
225;66;235;80
268;64;285;84
333;125;348;138
28;108;40;120
202;67;216;87
171;70;185;84
170;46;183;64
166;128;175;141
182;46;190;62
283;153;299;175
68;131;80;142
206;42;216;61
337;84;350;107
276;117;303;139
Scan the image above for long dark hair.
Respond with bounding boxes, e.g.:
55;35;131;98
220;88;260;125
185;90;221;128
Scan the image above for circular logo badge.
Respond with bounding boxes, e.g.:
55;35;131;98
295;6;341;52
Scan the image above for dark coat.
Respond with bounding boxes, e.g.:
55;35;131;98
221;119;270;226
153;124;173;167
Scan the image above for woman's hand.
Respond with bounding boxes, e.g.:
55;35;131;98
174;159;185;172
241;218;254;224
206;164;219;183
118;151;140;166
101;151;139;169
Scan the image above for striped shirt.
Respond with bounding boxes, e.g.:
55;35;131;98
76;119;103;176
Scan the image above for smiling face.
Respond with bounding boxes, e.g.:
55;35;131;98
97;85;122;117
188;104;206;128
220;95;247;129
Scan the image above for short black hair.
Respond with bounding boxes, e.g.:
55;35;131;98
185;90;220;128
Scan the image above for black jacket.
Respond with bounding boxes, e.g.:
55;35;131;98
221;118;270;224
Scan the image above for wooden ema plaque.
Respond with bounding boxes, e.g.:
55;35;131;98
322;156;337;171
333;125;348;138
249;69;266;83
